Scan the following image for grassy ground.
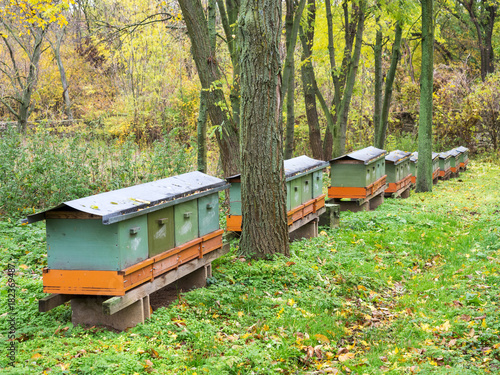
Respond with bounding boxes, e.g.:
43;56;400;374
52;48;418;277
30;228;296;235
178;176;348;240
1;160;499;374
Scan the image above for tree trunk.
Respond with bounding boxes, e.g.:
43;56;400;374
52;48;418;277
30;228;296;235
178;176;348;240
416;0;434;193
51;29;73;121
299;24;323;160
179;0;240;176
373;24;383;148
375;21;403;149
332;0;365;158
197;88;209;173
217;0;241;130
239;0;289;258
284;0;296;159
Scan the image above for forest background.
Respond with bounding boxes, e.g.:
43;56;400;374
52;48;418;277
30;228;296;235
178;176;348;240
0;0;499;217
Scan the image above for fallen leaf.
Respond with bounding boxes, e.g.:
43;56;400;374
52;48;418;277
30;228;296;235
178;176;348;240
314;333;330;344
338;352;355;362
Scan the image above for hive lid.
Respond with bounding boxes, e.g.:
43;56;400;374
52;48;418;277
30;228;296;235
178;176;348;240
455;146;469;153
439;151;451;159
226;155;329;182
26;171;229;225
385;150;412;165
331;146;387;165
448;149;460;157
411;152;439;162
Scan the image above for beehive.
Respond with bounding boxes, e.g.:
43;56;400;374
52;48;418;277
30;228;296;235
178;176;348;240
410;152;418;185
410;152;440;183
328;146;387;199
455;146;469;170
447;149;461;175
438;152;452;179
26;172;229;296
385;150;412;194
226;155;329;232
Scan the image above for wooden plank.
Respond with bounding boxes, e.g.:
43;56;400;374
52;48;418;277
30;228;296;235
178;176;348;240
102;243;231;315
288;207;325;233
39;293;75;312
45;211;101;220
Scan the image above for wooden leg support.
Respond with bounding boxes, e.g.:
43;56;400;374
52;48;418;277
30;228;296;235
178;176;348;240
289;218;318;241
369;193;385;210
71;295;150;331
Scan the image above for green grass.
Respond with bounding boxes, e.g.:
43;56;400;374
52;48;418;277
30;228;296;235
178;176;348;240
1;160;499;374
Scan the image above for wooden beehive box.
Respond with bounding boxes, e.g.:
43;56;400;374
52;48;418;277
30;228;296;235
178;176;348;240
226;155;329;231
26;172;229;296
454;146;469;170
447;149;461;174
438;152;452;179
410;152;418;185
328;146;387;199
385;150;412;194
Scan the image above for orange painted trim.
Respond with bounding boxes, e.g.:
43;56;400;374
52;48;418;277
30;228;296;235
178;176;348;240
432;169;440;180
43;231;224;296
226;215;242;232
439;168;451;177
313;195;326;212
451;167;458;173
328;175;387;199
43;269;127;296
385;175;412;193
411;175;416;184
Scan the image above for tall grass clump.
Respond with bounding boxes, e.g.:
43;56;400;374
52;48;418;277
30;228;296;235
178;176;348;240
0;125;195;218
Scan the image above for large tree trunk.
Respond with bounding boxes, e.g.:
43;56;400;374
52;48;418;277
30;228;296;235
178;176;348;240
178;0;240;176
416;0;434;193
239;0;289;259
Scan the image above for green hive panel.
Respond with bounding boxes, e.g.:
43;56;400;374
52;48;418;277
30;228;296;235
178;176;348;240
290;178;302;209
286;181;291;211
198;193;219;237
385;163;397;183
229;182;242;215
312;170;323;198
301;175;313;204
174;200;199;246
331;164;367;188
147;206;175;257
46;216;149;271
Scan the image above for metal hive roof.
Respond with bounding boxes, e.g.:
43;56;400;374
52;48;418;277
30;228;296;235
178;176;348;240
455;146;469;153
439;151;451;159
385;150;412;165
410;152;439;162
331;146;387;165
226;155;329;182
448;149;460;157
26;171;228;225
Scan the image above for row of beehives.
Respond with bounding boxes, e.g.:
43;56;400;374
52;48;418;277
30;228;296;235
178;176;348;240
25;146;469;297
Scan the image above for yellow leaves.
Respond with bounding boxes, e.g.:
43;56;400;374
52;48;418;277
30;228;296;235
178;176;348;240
31;353;43;359
19;264;28;269
357;285;367;291
338;352;355;362
237;311;244;318
314;333;330;344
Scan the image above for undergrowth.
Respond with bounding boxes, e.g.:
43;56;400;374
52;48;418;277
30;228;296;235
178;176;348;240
0;160;499;374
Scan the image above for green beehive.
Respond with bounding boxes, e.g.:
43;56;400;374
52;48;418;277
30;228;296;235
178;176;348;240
455;146;469;166
26;172;228;271
227;155;329;217
385;150;412;185
432;152;440;174
439;152;451;173
447;149;460;171
330;146;387;188
410;152;418;181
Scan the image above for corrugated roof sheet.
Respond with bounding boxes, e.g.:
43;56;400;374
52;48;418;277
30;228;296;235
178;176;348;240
448;149;460;157
455;146;469;153
26;171;228;224
411;152;439;162
439;151;451;159
385;150;412;165
331;146;387;165
226;155;329;181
